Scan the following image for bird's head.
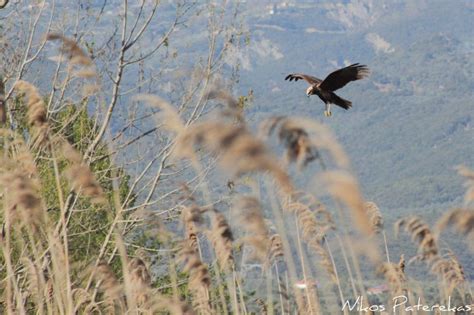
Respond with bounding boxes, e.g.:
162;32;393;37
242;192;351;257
305;86;313;97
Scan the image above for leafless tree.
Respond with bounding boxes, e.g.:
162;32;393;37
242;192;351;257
0;0;246;272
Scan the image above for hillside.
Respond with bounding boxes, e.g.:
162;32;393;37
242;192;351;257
1;1;473;313
235;0;473;214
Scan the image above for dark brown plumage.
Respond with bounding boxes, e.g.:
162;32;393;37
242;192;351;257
285;63;370;116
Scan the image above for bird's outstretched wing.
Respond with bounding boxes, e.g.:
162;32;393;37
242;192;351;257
285;73;322;85
319;64;370;91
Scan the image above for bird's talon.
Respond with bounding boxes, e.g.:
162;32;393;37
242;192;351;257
324;110;332;117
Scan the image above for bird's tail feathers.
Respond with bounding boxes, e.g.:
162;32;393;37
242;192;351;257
331;93;352;110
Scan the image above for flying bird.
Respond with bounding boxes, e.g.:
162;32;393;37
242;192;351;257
285;63;370;116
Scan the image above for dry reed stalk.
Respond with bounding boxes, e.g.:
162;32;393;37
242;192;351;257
178;242;212;314
209;210;234;270
286;196;337;284
316;170;379;305
286;194;341;313
0;76;6;123
395;216;438;260
174;121;293;193
276;274;291;314
14;80;49;146
292;209;322;315
261;117;374;308
61;141;105;204
46;232;74;313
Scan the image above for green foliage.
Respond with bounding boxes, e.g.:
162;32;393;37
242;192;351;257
6;98;137;268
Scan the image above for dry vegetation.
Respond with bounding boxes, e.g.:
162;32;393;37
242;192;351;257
0;2;473;315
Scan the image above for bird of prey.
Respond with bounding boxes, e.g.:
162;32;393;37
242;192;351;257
285;63;370;116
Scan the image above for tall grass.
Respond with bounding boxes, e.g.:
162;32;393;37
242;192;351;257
0;34;472;315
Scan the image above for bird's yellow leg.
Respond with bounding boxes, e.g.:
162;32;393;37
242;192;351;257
324;104;332;117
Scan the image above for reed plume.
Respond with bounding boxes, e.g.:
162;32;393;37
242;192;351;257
436;208;474;242
46;33;97;96
260;116;350;169
255;298;268;315
94;261;124;310
399;254;405;273
209;210;234;270
261;116;319;168
181;205;204;252
365;201;393;263
365;201;384;233
175;120;293;193
14;81;49;146
14;142;38;176
377;262;406;295
22;257;48;310
46;33;93;68
234;196;273;264
128;257;152;306
158;297;195;315
178;242;211;314
62;141;105;203
204;88;244;123
434;168;474;247
269;233;284;262
0;169;44;230
135;94;185;134
320;170;373;236
430;251;466;294
395;216;438;260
